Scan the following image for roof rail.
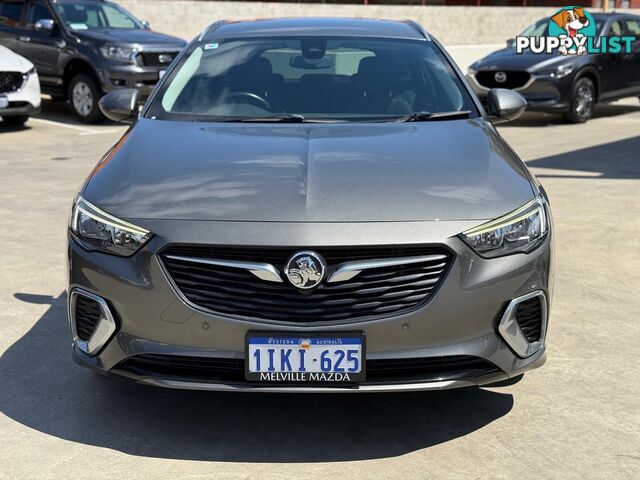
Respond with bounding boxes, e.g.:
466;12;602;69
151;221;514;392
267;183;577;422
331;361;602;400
403;20;431;41
198;20;228;41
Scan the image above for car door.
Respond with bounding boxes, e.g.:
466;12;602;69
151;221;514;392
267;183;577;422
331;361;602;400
0;0;26;52
16;0;61;78
622;17;640;93
597;19;628;99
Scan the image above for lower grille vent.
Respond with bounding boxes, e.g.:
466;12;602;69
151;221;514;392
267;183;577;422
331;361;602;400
75;295;101;341
116;354;499;384
515;297;543;342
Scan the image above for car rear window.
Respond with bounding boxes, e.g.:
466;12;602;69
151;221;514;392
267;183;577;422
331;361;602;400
147;36;478;122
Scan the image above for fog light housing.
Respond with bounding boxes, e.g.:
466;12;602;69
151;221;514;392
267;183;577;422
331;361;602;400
497;291;547;358
69;289;117;355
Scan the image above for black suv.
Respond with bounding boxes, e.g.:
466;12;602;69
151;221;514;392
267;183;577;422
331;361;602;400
467;13;640;123
0;0;185;122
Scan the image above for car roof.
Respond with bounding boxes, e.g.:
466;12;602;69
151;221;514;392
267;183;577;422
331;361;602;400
532;12;639;22
590;12;640;20
200;17;428;42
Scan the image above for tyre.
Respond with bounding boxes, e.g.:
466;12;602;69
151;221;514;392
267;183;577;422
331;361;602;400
68;73;104;123
2;115;29;127
564;77;595;124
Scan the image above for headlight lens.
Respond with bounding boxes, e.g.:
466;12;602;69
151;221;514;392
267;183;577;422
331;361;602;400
536;64;573;80
100;45;137;63
460;196;548;258
23;67;36;79
70;197;151;256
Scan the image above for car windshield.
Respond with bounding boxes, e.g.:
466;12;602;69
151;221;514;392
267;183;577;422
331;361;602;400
520;17;605;37
54;1;142;31
520;19;550;38
146;36;478;122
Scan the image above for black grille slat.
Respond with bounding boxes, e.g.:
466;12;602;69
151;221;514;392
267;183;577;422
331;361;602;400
0;72;23;93
475;70;530;89
515;297;543;342
137;51;177;67
75;296;101;341
161;245;453;322
116;354;499;384
179;283;435;308
163;244;447;265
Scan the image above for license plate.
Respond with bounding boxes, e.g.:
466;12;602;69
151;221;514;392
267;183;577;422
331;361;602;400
246;332;365;383
0;95;8;109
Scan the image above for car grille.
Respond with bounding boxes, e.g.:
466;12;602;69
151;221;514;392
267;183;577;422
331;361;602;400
137;51;178;67
74;295;102;341
115;354;499;384
475;70;530;89
0;71;24;93
160;245;454;323
515;296;543;342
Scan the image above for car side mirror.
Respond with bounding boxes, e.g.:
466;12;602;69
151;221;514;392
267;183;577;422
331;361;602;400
99;89;140;124
487;88;527;124
140;20;151;29
34;19;55;34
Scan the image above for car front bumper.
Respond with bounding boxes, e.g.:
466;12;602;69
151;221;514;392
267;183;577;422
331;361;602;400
96;48;182;97
467;73;573;112
97;64;165;97
1;71;41;117
67;219;553;392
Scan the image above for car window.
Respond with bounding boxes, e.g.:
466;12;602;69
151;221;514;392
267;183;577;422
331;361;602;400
149;36;478;122
624;19;640;37
102;4;137;29
519;19;548;38
26;1;51;29
263;48;375;80
0;1;23;27
53;1;141;30
609;21;623;36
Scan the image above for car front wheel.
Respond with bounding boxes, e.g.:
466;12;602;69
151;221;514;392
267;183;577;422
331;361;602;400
565;77;595;124
69;73;104;123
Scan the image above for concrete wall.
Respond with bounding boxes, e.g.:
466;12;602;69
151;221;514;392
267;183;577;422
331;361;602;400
118;1;613;46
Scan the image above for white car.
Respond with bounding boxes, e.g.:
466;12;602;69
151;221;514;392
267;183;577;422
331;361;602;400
0;45;41;127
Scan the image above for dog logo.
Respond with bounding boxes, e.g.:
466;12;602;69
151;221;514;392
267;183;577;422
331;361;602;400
515;6;634;56
284;251;326;289
549;7;592;55
494;71;507;84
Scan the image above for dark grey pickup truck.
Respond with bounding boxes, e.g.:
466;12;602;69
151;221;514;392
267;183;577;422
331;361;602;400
0;0;185;122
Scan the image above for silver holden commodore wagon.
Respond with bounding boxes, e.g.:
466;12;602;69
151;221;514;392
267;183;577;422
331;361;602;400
68;18;553;392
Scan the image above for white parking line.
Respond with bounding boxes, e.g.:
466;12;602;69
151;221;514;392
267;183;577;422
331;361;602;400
30;117;120;136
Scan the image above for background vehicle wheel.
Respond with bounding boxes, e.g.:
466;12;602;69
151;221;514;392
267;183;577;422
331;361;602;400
68;73;104;123
564;77;595;124
2;115;29;127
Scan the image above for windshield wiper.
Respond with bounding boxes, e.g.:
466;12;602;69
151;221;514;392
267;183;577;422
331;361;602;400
396;110;472;122
224;114;307;123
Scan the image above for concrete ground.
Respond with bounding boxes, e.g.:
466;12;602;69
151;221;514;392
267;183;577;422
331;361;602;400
0;95;639;480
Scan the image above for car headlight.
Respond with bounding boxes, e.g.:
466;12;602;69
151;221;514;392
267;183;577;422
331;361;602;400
70;196;151;256
100;45;137;63
460;196;548;258
23;67;36;79
535;64;573;80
